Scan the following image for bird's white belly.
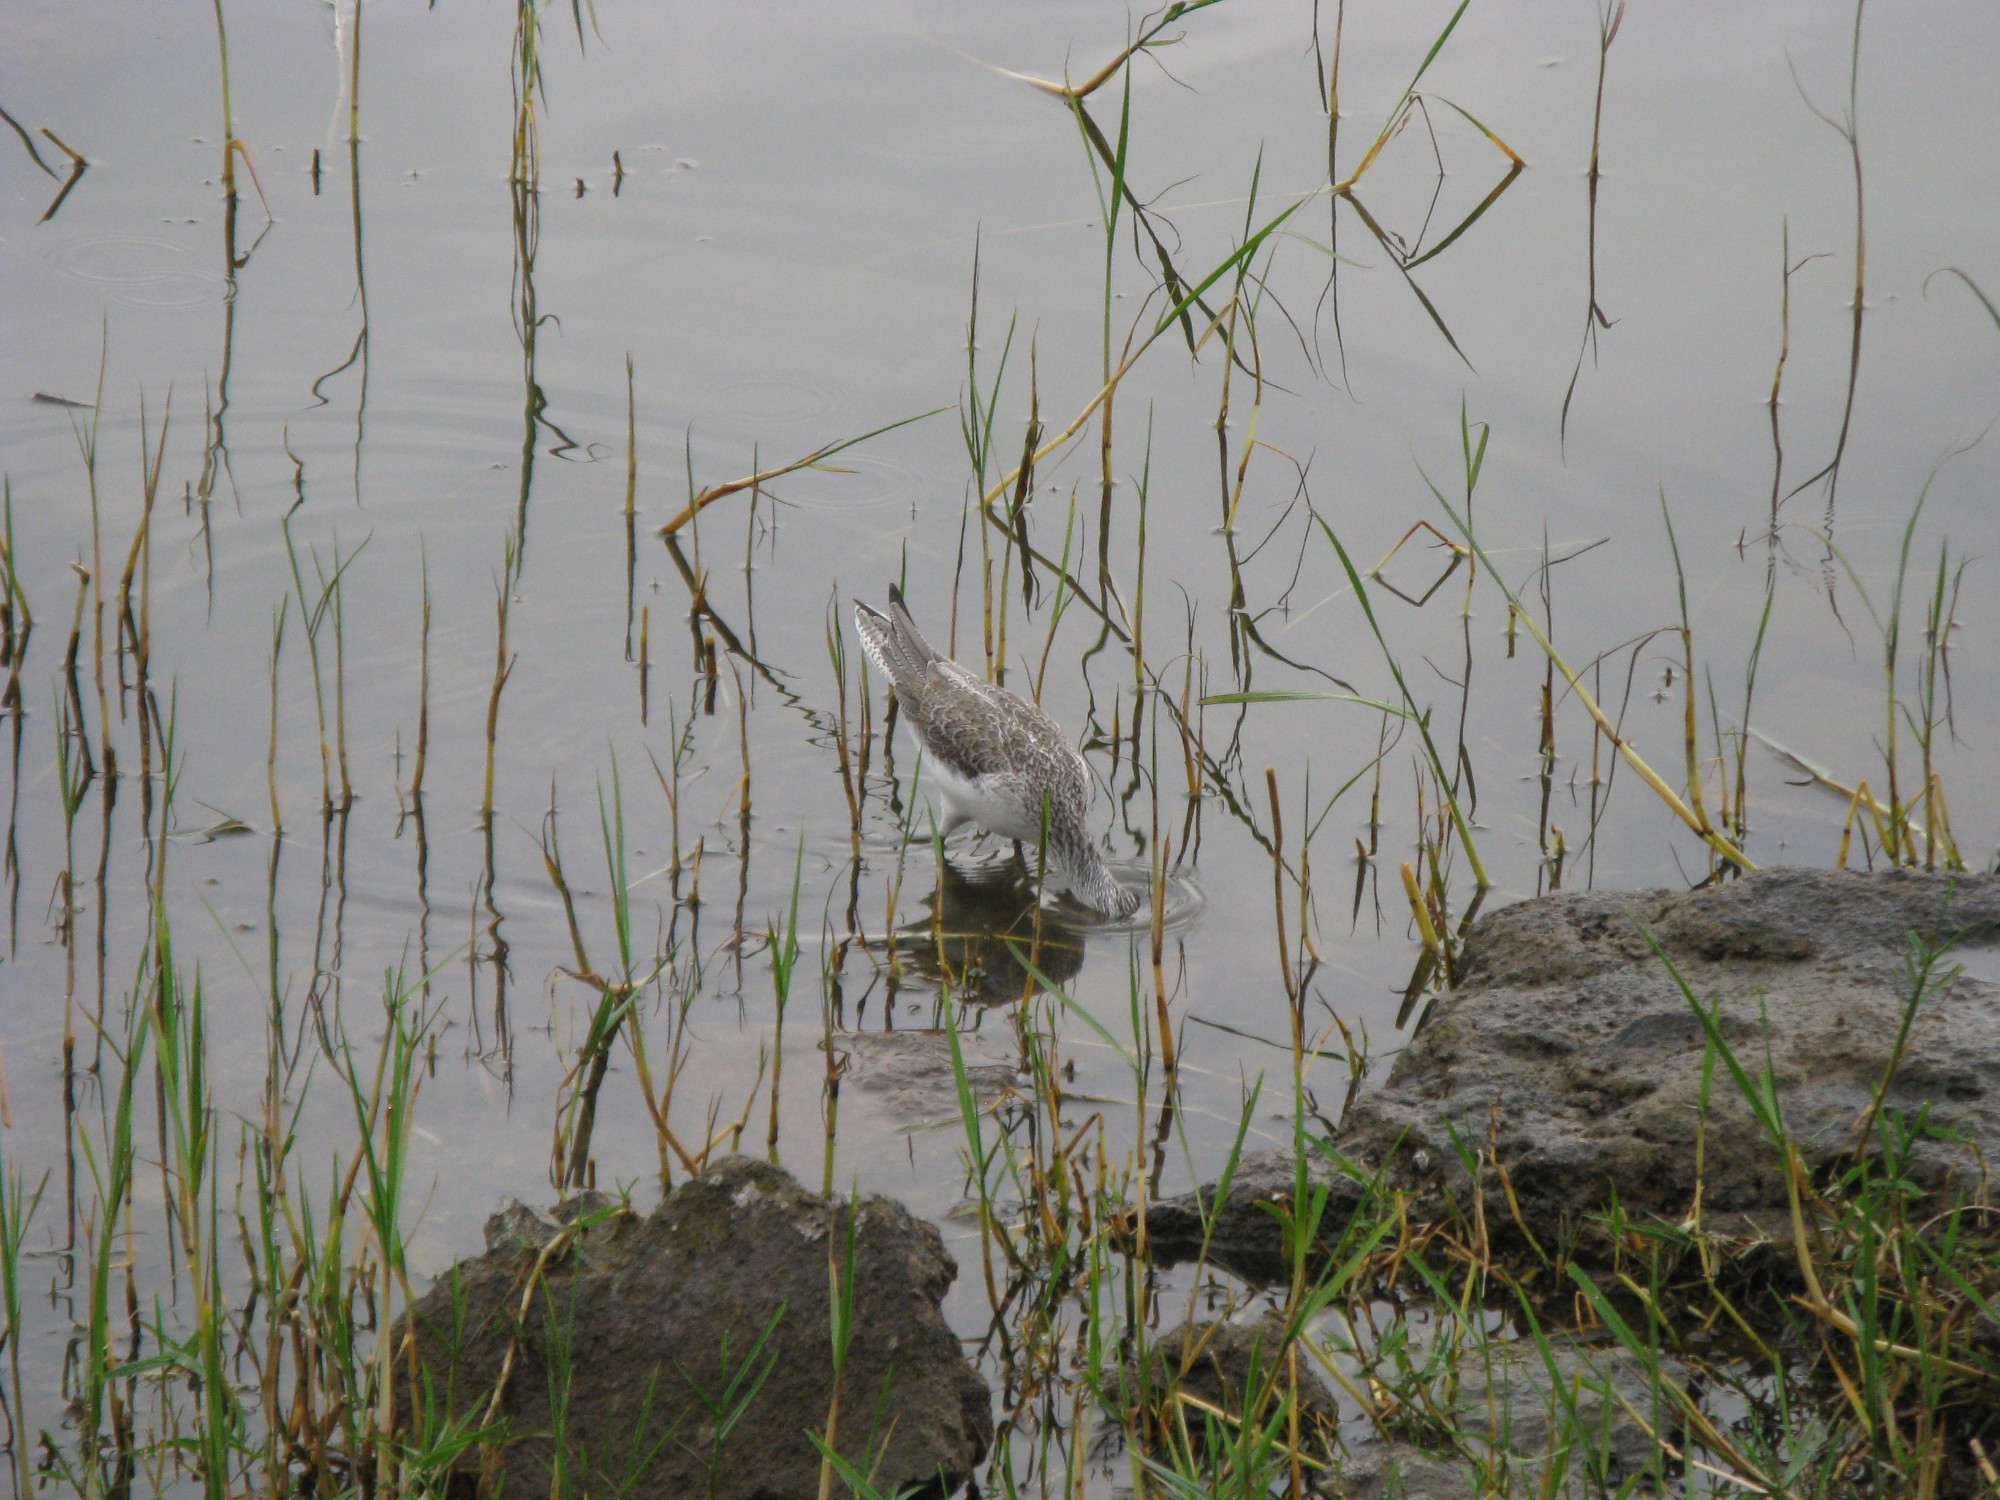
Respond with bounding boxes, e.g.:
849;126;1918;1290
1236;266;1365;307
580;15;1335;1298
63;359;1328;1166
921;747;1044;844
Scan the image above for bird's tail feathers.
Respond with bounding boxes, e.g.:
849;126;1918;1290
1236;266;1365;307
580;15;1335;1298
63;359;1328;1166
853;586;941;696
884;584;942;670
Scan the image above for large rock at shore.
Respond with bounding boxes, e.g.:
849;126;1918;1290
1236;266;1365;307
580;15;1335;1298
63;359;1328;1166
398;1156;991;1499
1153;869;2000;1270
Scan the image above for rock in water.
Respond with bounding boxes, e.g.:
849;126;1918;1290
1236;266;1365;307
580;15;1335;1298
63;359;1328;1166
397;1156;991;1499
1152;868;2000;1271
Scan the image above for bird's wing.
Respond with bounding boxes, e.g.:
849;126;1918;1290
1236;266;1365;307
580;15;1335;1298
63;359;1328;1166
921;661;1084;791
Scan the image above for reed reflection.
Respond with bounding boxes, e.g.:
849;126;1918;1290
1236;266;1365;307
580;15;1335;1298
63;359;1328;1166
900;859;1087;1006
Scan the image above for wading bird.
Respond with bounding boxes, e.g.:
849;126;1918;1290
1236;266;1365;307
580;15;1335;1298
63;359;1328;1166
854;586;1139;919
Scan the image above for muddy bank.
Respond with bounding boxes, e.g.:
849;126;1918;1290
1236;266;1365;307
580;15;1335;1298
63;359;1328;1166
397;1156;989;1499
1154;868;2000;1272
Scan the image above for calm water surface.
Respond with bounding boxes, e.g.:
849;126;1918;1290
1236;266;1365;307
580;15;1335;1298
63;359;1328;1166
2;0;1998;1486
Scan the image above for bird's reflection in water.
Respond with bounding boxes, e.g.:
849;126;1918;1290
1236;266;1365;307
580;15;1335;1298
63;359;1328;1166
899;856;1088;1005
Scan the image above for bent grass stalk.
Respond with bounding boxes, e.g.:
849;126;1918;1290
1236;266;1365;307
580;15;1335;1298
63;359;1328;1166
1426;482;1754;873
1310;511;1489;888
1807;469;1968;870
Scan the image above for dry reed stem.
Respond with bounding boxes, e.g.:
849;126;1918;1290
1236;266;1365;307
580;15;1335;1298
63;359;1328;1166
657;409;945;538
1438;499;1755;872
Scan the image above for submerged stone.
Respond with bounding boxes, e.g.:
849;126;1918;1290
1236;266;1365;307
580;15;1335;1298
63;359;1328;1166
831;1028;1021;1121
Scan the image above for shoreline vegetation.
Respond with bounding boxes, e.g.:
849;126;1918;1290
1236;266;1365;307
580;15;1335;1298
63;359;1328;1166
1;0;1995;1495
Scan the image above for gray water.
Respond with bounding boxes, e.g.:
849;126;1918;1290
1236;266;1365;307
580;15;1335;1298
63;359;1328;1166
2;0;1998;1487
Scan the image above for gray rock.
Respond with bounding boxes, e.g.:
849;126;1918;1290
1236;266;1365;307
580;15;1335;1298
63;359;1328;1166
399;1156;991;1499
1144;1147;1369;1281
1152;869;2000;1268
482;1190;614;1254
